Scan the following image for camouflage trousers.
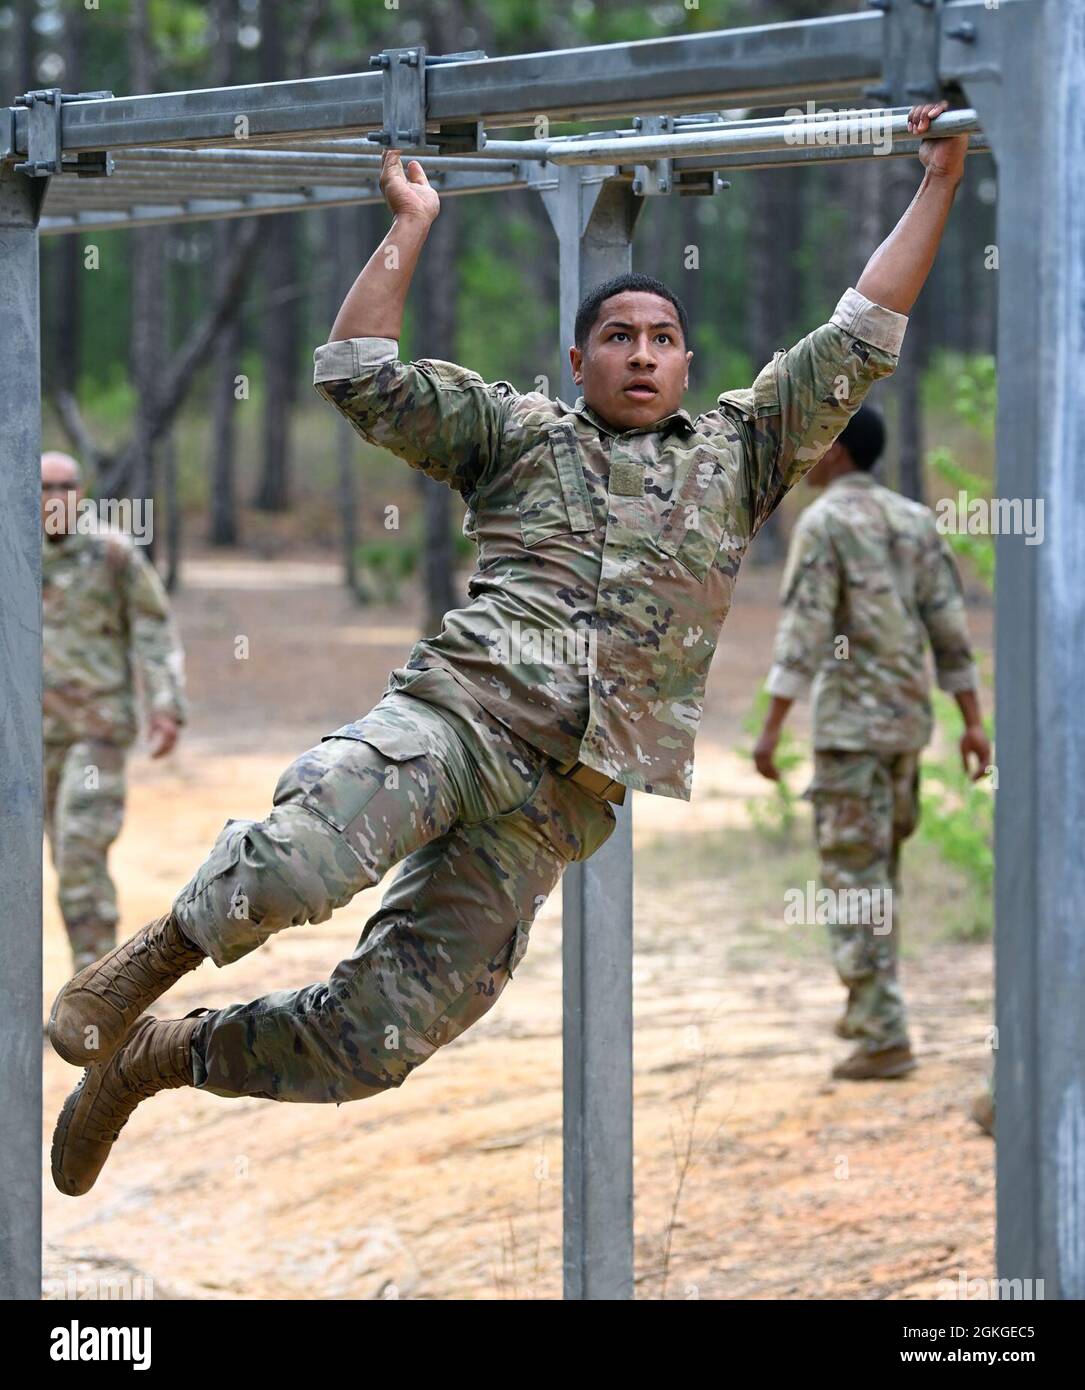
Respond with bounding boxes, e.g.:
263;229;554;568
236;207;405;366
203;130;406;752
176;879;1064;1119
44;738;127;971
173;667;617;1103
806;749;921;1053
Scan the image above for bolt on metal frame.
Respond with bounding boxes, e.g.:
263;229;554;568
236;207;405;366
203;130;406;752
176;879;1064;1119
3;0;1082;1302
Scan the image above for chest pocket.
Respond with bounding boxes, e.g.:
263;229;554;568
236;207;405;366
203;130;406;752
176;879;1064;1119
516;426;595;547
657;447;730;582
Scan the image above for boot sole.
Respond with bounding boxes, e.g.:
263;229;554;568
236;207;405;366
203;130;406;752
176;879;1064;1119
833;1059;918;1081
51;1071;98;1197
48;980;124;1069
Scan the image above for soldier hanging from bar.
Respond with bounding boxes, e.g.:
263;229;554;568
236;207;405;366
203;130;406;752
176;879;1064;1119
49;103;971;1197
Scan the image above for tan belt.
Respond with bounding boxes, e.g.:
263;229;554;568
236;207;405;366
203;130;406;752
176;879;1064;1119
554;758;627;805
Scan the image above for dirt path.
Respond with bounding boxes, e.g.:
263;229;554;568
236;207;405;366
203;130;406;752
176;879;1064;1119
43;556;995;1300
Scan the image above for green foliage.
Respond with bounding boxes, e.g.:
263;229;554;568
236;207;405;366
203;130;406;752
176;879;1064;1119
919;693;994;941
927;448;996;590
919;355;996;935
353;535;419;604
457;212;556;387
944;350;994;436
739;688;804;844
353;522;476;604
926;354;997;591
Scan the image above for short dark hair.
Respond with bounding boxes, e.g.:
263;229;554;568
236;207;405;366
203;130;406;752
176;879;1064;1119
574;273;689;351
838;405;886;472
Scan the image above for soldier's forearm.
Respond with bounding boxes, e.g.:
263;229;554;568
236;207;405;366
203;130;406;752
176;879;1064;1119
329;213;432;342
762;694;794;734
854;168;961;316
954;687;983;729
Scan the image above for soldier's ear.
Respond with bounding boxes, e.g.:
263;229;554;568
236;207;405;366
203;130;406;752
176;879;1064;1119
569;344;583;385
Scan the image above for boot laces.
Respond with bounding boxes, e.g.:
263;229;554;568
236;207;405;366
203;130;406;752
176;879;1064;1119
98;921;198;1013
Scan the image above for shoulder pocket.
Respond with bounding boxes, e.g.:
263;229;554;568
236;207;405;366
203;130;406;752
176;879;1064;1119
516;426;594;547
657;447;729;582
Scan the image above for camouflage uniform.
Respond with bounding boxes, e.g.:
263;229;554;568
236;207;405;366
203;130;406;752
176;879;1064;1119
766;472;978;1050
43;529;187;969
180;288;907;1102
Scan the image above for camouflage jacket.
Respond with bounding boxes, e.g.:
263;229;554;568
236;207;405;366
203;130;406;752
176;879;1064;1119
42;528;187;746
314;288;905;799
766;472;978;753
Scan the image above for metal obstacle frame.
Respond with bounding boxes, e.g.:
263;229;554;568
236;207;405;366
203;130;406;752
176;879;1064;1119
2;0;1082;1301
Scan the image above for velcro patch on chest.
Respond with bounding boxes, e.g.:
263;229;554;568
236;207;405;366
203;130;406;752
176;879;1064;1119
609;458;645;497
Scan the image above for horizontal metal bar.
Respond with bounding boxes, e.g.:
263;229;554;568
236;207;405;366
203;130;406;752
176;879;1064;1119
39;171;528;234
16;12;882;154
535;107;980;165
111;146;519;174
673;129;990;172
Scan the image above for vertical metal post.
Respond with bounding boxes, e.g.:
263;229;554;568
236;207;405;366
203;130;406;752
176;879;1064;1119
956;0;1085;1298
0;164;45;1301
540;165;641;1299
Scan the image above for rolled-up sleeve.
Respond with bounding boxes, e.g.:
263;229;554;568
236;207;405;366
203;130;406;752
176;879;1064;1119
726;289;907;533
312;338;516;494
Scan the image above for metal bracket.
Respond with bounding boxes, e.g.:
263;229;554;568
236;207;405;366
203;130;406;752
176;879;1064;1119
630;114;729;198
631;115;674;196
11;88;114;178
367;48;487;150
865;0;945;107
12;87;62;176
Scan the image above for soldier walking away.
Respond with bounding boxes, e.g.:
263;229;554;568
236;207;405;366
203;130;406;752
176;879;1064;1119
753;406;991;1082
50;103;970;1196
41;451;187;973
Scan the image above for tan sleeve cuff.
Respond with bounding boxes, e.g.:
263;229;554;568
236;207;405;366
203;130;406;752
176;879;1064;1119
313;337;399;384
766;664;812;700
830;288;908;356
936;663;979;695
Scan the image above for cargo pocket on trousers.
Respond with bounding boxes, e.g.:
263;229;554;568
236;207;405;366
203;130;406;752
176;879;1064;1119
804;755;882;859
301;720;429;834
802;754;878;801
174;818;252;909
422;920;532;1049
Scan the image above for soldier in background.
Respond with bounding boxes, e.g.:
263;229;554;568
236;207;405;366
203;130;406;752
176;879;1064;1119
753;407;991;1081
41;451;187;972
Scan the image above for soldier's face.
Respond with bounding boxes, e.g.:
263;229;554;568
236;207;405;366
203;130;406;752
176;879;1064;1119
571;291;692;431
41;459;84;540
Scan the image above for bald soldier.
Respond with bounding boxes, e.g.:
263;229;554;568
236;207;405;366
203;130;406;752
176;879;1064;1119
50;103;970;1196
41;452;187;971
753;407;991;1080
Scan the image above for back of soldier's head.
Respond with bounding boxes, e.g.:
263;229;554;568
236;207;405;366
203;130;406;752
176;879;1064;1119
838;406;885;473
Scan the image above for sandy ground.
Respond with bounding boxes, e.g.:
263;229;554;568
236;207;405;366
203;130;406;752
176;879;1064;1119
42;555;996;1300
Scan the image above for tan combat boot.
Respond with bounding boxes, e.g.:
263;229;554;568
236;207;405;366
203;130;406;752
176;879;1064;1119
51;1012;206;1197
831;1044;918;1081
49;912;206;1068
970;1091;995;1137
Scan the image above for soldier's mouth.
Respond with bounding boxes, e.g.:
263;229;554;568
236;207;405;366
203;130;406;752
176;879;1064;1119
623;384;658;400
